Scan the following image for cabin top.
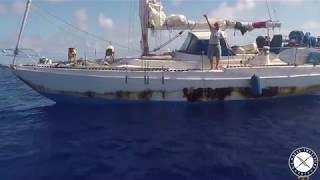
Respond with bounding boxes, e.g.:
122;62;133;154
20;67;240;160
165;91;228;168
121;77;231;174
179;31;230;56
191;31;211;40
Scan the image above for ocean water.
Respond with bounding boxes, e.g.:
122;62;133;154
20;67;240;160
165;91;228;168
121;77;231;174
0;66;320;180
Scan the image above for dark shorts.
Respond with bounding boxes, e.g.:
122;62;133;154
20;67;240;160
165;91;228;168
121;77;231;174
207;44;221;59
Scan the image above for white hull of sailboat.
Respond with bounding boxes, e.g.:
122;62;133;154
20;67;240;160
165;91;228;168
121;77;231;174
11;64;320;103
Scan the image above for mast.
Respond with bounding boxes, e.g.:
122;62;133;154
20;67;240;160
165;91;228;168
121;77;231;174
13;0;32;65
139;0;149;56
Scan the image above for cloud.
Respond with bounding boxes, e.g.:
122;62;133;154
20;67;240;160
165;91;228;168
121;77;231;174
73;8;88;30
47;0;67;2
12;0;25;16
303;21;320;35
279;0;304;6
98;13;114;31
210;0;256;20
172;0;184;6
0;3;8;16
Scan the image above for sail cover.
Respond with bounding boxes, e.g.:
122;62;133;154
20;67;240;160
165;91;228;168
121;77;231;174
146;0;281;34
147;0;166;28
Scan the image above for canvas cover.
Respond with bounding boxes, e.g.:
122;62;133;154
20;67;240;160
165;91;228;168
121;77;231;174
146;0;281;34
307;52;320;65
279;48;320;65
147;0;166;28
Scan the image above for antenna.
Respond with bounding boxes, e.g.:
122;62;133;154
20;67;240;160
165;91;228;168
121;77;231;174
13;0;32;66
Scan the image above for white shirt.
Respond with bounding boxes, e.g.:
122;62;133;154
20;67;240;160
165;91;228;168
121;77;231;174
209;29;225;45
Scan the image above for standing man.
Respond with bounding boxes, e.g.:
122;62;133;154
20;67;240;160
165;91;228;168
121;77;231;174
204;15;227;70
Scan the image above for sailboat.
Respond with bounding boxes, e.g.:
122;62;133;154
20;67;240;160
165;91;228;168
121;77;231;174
6;0;320;103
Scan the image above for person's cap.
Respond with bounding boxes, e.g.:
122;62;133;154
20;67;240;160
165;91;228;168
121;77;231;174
107;45;115;51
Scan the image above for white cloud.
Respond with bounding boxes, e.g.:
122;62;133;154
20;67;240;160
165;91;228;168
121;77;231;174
98;13;114;31
73;8;88;30
0;3;8;16
210;0;256;20
12;0;25;16
172;0;184;6
279;0;304;6
47;0;67;2
303;21;320;35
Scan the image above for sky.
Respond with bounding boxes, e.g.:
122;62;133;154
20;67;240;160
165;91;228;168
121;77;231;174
0;0;320;62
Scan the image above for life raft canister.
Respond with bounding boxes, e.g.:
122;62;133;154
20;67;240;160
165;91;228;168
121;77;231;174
251;74;262;97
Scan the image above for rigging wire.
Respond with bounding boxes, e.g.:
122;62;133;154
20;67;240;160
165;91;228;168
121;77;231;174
269;0;280;34
151;22;197;53
158;0;162;47
32;8;87;59
32;3;141;53
132;1;140;54
127;0;134;56
273;8;278;21
34;8;103;60
33;8;85;42
151;30;185;52
265;0;274;37
265;0;273;21
269;1;279;21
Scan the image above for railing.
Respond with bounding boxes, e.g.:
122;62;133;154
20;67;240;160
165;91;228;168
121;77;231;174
223;46;319;68
185;46;320;71
4;46;320;72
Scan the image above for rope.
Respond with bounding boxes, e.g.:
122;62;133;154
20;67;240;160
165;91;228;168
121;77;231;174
33;9;86;42
32;3;141;53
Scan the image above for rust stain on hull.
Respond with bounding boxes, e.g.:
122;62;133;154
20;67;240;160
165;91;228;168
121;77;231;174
16;78;320;102
183;88;233;102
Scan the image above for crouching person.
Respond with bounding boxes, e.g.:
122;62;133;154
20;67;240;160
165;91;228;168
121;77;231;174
104;45;115;64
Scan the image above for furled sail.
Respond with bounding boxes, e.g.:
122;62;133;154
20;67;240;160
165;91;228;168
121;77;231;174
146;0;281;35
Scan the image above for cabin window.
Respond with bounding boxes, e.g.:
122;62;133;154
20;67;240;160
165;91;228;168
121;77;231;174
187;39;209;55
180;35;192;52
179;34;209;55
178;33;232;56
186;36;199;53
198;40;209;54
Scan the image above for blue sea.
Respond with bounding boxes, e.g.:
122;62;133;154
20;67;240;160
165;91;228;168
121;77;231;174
0;66;320;180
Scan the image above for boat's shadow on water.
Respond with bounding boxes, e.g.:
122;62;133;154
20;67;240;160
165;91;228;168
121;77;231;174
38;94;320;124
19;95;320;180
